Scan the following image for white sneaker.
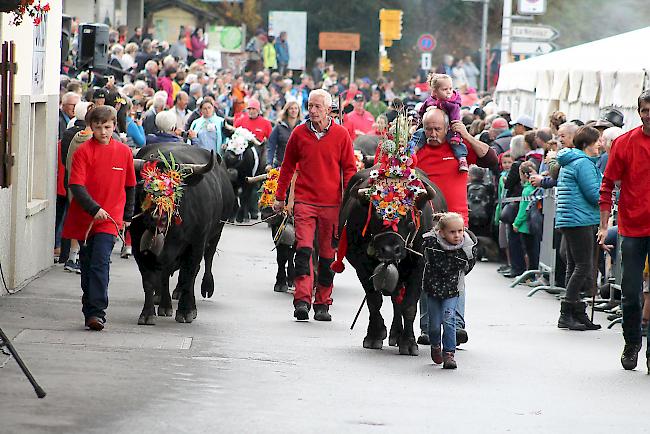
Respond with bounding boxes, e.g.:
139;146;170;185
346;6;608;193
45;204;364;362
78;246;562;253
120;245;132;259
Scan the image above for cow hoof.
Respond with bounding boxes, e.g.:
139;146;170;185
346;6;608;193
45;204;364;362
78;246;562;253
138;314;156;325
157;306;173;317
388;328;403;347
175;310;196;323
398;341;419;356
274;283;289;293
172;288;180;300
363;337;384;350
201;286;214;298
153;294;161;305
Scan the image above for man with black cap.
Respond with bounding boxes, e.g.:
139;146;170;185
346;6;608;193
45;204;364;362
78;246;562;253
343;93;375;141
92;88;107;107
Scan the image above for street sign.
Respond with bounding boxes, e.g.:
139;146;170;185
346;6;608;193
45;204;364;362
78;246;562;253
318;32;361;51
420;53;432;70
518;0;546;15
512;25;559;41
417;33;436;52
379;9;403;40
511;40;555;55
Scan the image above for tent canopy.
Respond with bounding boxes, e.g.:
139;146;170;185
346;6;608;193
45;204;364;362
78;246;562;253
495;27;650;129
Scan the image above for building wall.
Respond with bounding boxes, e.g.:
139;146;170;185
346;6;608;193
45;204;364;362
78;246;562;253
151;8;197;45
0;2;62;292
63;0;95;23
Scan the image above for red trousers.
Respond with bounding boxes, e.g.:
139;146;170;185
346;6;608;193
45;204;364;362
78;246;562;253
293;203;339;306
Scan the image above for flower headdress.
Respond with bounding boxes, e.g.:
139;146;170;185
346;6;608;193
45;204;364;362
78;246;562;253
226;127;257;155
363;112;426;230
140;151;189;231
258;168;281;208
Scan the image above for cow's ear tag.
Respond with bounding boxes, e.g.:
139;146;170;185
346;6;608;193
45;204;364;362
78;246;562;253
367;245;375;256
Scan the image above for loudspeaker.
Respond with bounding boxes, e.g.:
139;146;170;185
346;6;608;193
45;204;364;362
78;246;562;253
77;23;109;71
61;15;72;63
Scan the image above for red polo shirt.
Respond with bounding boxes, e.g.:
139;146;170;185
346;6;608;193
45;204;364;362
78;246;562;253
234;114;273;142
344;109;375;141
416;140;482;227
63;138;136;240
600;126;650;237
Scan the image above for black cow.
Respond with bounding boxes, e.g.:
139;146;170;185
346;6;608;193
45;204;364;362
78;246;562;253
224;142;266;223
131;143;235;325
341;167;447;355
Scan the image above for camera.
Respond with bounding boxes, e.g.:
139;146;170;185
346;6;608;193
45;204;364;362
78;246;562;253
136;110;143;120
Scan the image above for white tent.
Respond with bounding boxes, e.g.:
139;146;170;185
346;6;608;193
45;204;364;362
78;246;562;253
495;27;650;131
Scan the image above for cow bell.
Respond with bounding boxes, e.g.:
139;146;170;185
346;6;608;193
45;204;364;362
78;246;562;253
372;263;399;296
139;229;165;256
277;222;296;246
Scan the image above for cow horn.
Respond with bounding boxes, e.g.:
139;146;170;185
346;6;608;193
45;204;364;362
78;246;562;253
424;183;437;199
246;173;268;183
133;158;146;172
179;150;215;175
356;188;371;196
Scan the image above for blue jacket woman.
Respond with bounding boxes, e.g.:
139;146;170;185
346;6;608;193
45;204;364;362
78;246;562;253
555;147;602;228
554;126;603;331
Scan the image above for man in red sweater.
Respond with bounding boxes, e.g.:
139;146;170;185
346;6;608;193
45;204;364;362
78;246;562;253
413;107;497;345
273;89;357;321
598;90;650;371
234;98;273;142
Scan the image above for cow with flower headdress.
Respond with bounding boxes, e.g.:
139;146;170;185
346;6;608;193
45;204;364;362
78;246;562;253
331;114;447;355
130;143;235;325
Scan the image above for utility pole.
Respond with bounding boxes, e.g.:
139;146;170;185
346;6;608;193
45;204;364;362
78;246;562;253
462;0;490;93
479;0;489;92
500;0;512;67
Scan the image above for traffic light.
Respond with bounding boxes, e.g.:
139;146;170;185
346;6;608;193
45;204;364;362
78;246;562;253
379;9;403;41
380;54;392;72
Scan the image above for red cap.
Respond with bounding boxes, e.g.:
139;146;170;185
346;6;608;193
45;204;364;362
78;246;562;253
247;99;261;110
491;118;508;129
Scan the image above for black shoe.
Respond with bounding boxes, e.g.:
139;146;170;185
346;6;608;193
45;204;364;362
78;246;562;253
573;301;602;330
313;304;332;321
502;270;521;278
456;328;468;345
557;301;587;331
417;333;430;345
442;351;457;369
621;343;642;370
293;301;310;321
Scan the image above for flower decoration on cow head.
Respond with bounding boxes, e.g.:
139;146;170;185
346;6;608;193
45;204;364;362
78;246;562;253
363;113;427;230
141;151;189;231
226;127;257;155
258;168;281;208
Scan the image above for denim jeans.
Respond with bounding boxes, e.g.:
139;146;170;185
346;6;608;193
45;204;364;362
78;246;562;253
426;294;459;352
420;289;465;333
507;224;526;275
620;236;650;346
80;233;115;321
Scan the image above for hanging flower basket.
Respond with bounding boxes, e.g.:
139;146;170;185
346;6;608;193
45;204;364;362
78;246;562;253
2;0;50;26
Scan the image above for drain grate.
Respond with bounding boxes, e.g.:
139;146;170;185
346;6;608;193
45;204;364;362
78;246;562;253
14;329;193;350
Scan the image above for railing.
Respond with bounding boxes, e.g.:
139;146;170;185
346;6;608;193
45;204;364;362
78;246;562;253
0;40;16;188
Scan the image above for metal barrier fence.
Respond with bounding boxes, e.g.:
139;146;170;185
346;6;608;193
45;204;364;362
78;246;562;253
508;188;566;296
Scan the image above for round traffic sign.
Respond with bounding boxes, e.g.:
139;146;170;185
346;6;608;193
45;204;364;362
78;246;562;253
417;34;436;52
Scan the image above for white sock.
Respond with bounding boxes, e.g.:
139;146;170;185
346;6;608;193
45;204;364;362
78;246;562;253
69;249;79;263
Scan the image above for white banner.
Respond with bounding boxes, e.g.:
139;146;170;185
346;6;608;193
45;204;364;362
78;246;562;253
268;11;307;71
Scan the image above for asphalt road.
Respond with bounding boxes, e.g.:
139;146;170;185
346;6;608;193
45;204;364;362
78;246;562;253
1;223;649;434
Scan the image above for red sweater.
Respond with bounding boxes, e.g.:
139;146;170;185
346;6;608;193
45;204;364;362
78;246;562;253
234;115;273;142
599;126;650;237
276;122;357;206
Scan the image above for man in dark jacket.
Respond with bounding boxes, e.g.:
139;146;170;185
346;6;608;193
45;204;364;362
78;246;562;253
59;92;80;138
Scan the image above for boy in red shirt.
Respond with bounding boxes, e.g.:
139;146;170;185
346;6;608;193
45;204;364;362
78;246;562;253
62;106;136;331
